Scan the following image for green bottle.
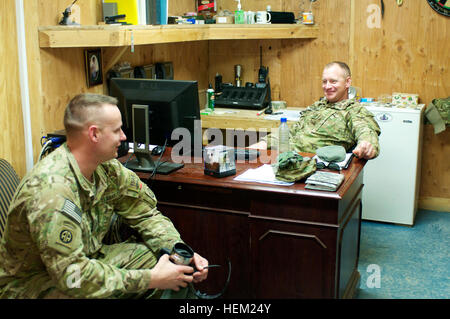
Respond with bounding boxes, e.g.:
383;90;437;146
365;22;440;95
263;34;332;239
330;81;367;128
234;0;244;24
206;83;215;111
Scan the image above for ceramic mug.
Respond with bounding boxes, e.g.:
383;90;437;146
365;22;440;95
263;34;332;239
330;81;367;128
256;11;271;24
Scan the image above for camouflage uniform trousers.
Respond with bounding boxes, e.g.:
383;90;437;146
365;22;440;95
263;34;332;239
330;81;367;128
3;240;195;299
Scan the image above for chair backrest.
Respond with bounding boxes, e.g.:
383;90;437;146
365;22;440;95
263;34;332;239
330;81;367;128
0;159;21;239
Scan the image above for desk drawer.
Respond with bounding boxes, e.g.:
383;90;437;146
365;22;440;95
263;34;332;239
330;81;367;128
250;192;339;225
152;181;251;214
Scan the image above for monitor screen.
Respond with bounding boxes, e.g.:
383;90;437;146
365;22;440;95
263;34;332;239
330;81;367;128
109;78;201;150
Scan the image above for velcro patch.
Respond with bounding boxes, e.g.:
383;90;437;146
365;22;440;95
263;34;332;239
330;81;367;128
61;199;83;224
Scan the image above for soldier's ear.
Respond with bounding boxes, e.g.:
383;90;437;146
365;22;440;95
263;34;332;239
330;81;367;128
345;76;352;88
88;125;100;143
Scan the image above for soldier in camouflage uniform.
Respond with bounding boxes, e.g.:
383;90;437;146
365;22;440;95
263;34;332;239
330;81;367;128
0;93;208;298
253;62;381;160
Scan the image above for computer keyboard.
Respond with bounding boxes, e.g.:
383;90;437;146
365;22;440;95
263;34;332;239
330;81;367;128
234;149;260;161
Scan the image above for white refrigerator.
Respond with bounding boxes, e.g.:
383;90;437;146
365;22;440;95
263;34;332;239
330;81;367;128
362;104;424;226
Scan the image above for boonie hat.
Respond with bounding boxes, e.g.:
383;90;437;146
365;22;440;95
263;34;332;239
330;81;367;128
273;151;316;182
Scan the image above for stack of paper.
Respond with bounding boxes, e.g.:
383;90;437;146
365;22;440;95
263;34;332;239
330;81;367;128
234;164;294;186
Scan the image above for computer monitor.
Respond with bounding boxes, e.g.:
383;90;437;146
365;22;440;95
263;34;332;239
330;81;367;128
109;78;201;174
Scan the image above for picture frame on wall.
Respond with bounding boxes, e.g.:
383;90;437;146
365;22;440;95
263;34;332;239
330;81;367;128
84;49;103;87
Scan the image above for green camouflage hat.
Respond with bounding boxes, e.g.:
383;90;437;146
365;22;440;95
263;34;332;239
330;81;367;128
316;145;346;162
425;97;449;134
432;97;450;125
273;151;316;182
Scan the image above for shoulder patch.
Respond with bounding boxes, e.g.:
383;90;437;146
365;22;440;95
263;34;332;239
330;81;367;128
61;199;83;224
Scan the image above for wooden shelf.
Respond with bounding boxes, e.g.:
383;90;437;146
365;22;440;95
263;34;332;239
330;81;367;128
38;24;319;48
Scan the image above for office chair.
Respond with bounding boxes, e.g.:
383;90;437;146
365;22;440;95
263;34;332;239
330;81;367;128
0;159;20;239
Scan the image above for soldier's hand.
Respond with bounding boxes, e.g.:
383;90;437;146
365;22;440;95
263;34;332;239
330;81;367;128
149;254;194;291
353;141;376;159
192;253;209;283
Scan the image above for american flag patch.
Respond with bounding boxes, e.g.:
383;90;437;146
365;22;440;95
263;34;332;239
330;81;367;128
61;199;83;224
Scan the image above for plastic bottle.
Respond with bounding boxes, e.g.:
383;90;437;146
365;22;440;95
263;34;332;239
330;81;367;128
278;117;289;154
234;0;244;24
206;83;215;111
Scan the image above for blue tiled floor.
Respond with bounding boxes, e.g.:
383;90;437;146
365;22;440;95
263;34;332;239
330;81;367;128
356;209;450;299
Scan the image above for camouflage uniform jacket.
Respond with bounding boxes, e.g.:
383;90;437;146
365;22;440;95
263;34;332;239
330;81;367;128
0;143;182;298
265;98;381;157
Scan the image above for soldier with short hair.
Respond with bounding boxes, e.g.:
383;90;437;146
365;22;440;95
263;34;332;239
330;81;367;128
0;93;208;298
251;61;381;160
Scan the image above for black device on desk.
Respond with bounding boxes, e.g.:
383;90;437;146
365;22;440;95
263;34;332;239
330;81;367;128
109;78;201;174
214;85;270;110
215;46;271;111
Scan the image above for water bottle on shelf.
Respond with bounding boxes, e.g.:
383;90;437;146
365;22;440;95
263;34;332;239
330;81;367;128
278;117;290;154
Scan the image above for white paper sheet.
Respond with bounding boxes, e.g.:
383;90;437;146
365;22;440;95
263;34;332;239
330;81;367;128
234;164;294;186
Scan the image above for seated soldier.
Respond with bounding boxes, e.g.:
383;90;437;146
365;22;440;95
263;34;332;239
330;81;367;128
0;93;208;298
251;61;381;160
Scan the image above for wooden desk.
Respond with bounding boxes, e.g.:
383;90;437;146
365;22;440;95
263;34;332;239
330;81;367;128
134;150;365;299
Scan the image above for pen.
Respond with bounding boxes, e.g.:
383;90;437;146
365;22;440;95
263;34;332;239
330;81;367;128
256;110;265;116
272;112;283;115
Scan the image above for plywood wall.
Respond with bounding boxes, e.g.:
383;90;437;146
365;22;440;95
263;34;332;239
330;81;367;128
34;0;207;157
0;0;26;177
351;0;449;211
352;0;449;105
210;0;351;107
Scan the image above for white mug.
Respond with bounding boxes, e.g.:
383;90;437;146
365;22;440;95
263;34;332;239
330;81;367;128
245;11;255;24
256;11;271;24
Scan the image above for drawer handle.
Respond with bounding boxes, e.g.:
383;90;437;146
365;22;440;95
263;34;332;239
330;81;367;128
259;230;327;249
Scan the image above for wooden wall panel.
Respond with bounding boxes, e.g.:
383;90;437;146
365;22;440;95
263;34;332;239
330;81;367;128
38;0;100;26
352;0;449;105
36;0;207;146
168;0;195;15
105;40;209;87
39;47;104;137
352;0;450;206
0;0;26;177
210;0;351;107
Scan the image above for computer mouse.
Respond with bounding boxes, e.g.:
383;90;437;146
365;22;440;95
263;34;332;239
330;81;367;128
151;146;164;156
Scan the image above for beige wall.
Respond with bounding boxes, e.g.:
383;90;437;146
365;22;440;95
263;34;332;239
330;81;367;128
1;0;449;210
0;0;26;177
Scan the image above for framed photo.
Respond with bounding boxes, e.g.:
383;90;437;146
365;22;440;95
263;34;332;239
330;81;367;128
84;49;103;87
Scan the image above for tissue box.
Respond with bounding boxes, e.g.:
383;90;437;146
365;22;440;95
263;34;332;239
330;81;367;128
204;145;236;178
392;92;419;108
